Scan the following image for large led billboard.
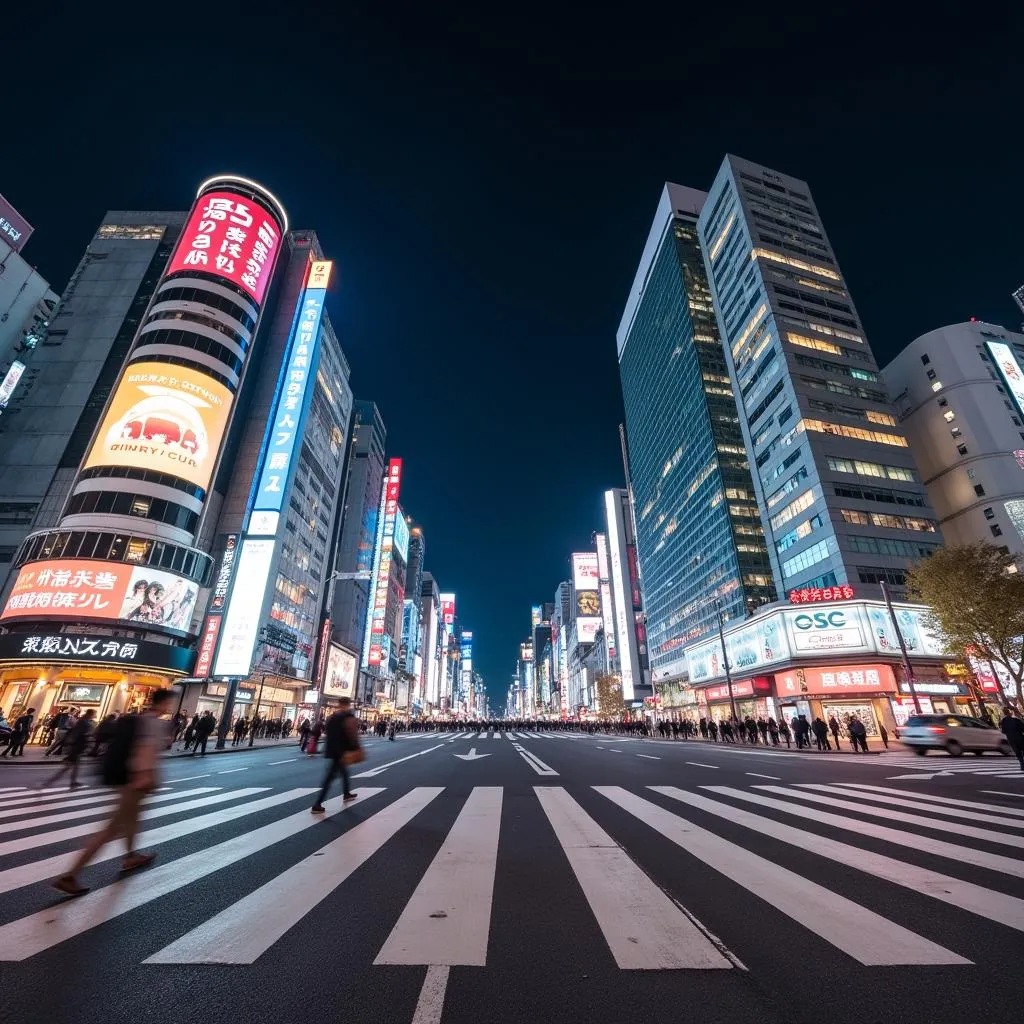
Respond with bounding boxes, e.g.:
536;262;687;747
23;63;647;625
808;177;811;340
324;643;357;698
364;458;403;667
212;538;276;676
394;513;410;563
572;552;599;592
82;361;232;491
2;560;198;634
440;593;456;633
0;360;26;409
987;341;1024;418
165;189;282;306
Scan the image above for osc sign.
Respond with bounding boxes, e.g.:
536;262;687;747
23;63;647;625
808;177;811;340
785;607;868;655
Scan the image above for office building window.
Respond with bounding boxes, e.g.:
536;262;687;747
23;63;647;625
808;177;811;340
974;484;986;497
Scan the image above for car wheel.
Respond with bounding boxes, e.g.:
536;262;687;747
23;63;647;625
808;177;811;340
946;740;963;757
913;747;928;756
999;740;1012;756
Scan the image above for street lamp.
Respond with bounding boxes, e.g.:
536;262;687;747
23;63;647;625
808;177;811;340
714;597;739;724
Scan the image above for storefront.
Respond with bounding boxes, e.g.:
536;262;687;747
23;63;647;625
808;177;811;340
0;629;195;732
698;676;775;723
184;678;301;723
774;663;897;737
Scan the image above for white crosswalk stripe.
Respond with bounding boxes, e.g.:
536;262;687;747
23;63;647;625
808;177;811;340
2;780;1019;972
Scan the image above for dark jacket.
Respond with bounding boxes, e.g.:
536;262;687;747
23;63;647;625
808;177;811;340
1001;715;1024;745
324;711;359;759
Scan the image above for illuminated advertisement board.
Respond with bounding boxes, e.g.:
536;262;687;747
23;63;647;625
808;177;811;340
0;192;33;252
251;261;331;535
364;458;403;667
82;361;232;491
194;533;238;678
394;514;410;563
212;538;276;676
165;189;282;306
605;490;636;699
461;630;473;693
0;360;26;408
572;552;599;592
531;605;542;629
986;341;1024;418
2;559;198;634
599;580;617;658
323;643;357;698
440;593;456;634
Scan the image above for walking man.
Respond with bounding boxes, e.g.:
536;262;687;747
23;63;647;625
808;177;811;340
37;709;95;789
311;697;361;813
1000;708;1024;770
53;689;174;896
2;708;35;757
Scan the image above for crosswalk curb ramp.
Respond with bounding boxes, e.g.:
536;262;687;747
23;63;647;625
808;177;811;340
0;779;1020;970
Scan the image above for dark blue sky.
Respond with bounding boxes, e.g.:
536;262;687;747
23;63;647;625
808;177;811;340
6;3;1024;700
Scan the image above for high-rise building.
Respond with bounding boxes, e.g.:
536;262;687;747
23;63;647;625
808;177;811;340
617;183;775;684
696;156;939;602
0;210;187;591
331;400;386;655
882;320;1024;556
0;176;294;719
419;571;440;710
399;521;425;681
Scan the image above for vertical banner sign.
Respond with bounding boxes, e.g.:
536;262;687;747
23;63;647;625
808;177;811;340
363;458;403;668
194;534;238;678
0;361;27;409
211;260;331;679
595;533;617;659
605;490;636;701
461;631;473;696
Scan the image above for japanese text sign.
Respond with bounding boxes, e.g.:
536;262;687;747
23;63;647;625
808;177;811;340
788;584;855;604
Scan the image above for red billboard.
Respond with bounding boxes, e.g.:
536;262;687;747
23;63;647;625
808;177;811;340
165;189;282;305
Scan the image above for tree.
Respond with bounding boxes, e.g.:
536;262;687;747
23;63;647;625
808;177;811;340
906;542;1024;707
595;673;625;718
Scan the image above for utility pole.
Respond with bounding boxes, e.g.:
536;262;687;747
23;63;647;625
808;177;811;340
248;674;267;747
880;581;922;714
715;598;738;724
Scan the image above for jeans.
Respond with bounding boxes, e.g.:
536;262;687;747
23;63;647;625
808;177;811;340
315;758;352;805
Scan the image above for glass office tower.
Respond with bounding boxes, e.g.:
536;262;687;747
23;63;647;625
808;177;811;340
697;156;939;600
617;184;775;682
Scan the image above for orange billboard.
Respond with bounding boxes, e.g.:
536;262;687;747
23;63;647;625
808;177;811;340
1;559;199;634
83;361;233;491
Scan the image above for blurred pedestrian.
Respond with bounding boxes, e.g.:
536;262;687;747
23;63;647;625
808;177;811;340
53;689;174;896
36;710;95;789
311;698;361;813
1000;708;1024;770
2;709;35;757
879;723;889;750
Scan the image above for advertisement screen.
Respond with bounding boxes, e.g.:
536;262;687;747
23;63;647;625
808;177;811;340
323;644;357;698
212;538;276;676
164;189;281;306
577;617;602;643
987;341;1024;418
0;193;33;252
2;559;198;633
0;360;26;408
394;514;410;563
576;590;600;618
572;552;599;592
83;361;232;491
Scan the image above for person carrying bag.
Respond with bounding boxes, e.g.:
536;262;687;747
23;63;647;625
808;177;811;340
310;698;362;814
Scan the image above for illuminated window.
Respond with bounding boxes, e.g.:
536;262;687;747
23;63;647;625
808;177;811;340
782;538;832;577
709;213;736;261
931;380;944;392
865;410;897;426
943;409;956;423
800;419;908;447
97;224;165;240
840;508;870;525
786;332;842;356
770;489;816;531
751;248;841;281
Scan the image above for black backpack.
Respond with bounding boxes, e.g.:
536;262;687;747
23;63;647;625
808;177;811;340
102;715;139;786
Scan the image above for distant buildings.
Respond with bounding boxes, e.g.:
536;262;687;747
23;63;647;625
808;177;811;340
883;320;1024;557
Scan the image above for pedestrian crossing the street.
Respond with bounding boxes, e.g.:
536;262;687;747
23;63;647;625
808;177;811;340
0;778;1020;973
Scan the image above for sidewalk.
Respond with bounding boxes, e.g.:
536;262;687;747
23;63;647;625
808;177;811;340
0;736;300;767
627;735;900;755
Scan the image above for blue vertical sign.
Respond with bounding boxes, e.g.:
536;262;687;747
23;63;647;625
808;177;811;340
249;260;332;535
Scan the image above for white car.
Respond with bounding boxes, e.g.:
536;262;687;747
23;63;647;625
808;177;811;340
899;714;1013;757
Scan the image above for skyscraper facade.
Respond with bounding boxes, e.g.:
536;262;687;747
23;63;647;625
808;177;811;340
617;183;775;683
696;156;939;601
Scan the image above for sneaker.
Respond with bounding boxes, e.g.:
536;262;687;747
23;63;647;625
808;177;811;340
121;851;157;872
343;792;358;801
311;804;326;814
53;874;89;897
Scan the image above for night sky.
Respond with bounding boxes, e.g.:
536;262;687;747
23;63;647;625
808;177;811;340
6;5;1023;703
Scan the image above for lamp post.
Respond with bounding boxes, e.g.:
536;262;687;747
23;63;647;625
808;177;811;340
880;581;922;714
714;598;738;724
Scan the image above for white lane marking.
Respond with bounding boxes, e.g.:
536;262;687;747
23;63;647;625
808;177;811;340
146;788;434;964
165;774;212;783
411;965;450;1024
655;786;1024;935
597;787;967;966
686;762;718;769
0;790;106;812
837;784;1024;817
746;773;781;780
0;790;381;962
801;784;1024;825
704;786;1024;879
0;788;267;858
268;759;296;765
753;785;1024;848
353;744;445;778
0;788;318;896
536;787;733;970
512;744;558;777
217;768;249;775
983;791;1024;798
376;788;502;966
0;787;221;835
608;749;622;753
637;754;661;760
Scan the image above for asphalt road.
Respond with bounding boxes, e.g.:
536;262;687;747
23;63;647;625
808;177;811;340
0;730;1022;1024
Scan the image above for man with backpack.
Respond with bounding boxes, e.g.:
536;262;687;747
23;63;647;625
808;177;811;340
311;698;362;814
53;688;174;897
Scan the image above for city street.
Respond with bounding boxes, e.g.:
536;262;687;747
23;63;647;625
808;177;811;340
0;732;1022;1024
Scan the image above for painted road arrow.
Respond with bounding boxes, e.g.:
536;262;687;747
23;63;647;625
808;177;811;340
453;748;491;761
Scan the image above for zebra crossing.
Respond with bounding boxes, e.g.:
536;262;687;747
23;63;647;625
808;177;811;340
878;753;1024;779
0;777;1020;971
399;730;586;741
